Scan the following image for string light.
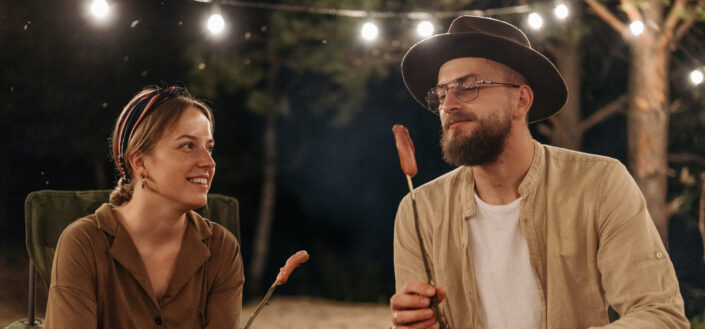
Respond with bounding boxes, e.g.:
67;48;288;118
554;3;569;20
528;12;544;30
629;20;644;36
690;69;704;85
416;21;434;37
207;14;225;34
207;2;226;35
90;0;110;19
78;0;702;86
361;22;379;41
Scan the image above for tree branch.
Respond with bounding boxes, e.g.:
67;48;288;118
667;194;686;217
671;0;705;47
620;0;643;22
663;0;687;38
584;0;630;40
578;94;628;133
669;152;705;166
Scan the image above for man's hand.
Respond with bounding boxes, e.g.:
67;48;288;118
390;281;447;329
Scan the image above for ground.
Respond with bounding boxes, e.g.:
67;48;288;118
0;249;392;329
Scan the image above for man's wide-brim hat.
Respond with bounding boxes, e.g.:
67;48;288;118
401;15;567;123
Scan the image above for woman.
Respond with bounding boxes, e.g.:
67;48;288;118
45;86;244;328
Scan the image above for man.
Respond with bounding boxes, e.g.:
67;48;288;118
390;16;688;329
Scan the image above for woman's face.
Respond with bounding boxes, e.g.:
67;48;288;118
142;106;215;211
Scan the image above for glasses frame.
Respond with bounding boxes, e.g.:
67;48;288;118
425;75;521;115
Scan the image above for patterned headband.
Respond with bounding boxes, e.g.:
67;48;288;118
116;86;187;180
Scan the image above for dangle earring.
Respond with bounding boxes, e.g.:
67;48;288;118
141;174;146;189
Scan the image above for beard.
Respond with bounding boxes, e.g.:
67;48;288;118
440;110;512;167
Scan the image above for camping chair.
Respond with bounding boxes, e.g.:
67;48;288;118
6;190;240;329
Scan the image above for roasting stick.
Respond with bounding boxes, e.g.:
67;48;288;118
392;125;451;329
243;250;310;329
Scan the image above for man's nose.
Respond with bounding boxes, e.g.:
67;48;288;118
440;89;461;114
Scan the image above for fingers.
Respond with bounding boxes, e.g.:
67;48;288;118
435;287;447;303
390;281;447;329
400;281;439;298
390;291;432;310
392;309;437;329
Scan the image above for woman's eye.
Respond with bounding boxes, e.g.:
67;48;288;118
182;143;195;150
207;145;215;153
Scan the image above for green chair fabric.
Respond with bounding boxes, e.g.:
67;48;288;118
25;189;240;287
4;318;43;329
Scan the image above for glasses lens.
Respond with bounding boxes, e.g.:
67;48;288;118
425;89;442;113
454;77;479;102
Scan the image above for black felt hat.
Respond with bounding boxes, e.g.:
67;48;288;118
401;15;567;123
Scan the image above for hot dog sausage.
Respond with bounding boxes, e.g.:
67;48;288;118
276;250;310;285
392;124;418;178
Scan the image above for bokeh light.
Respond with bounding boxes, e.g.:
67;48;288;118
361;22;379;41
528;12;544;30
554;4;569;20
207;14;225;35
690;69;704;85
416;21;434;37
629;20;644;36
90;0;110;19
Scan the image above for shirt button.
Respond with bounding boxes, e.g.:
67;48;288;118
154;317;162;325
656;251;664;259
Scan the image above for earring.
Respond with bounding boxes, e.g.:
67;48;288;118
141;174;145;189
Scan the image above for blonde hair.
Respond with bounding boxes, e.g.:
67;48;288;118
109;86;214;206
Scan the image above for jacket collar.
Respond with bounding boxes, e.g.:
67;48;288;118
93;204;213;304
518;140;544;197
461;139;544;218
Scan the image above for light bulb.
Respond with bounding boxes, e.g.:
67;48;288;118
207;14;225;34
690;69;704;85
417;21;434;37
90;0;109;18
361;22;379;41
528;13;544;30
554;4;569;20
629;20;644;36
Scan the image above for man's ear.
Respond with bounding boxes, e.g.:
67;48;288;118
514;85;534;120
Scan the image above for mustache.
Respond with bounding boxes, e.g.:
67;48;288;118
442;112;478;130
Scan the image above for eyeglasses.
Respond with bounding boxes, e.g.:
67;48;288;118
425;75;520;114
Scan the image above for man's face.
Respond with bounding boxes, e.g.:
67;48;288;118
436;58;517;166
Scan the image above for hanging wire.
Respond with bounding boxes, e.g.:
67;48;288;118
191;0;534;19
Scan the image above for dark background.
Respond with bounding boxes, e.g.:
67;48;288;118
1;0;704;322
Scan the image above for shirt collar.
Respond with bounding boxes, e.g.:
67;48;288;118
94;203;213;240
93;203;214;303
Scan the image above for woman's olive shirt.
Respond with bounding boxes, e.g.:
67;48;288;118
45;203;244;329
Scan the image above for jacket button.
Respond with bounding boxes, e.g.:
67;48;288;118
154;317;162;325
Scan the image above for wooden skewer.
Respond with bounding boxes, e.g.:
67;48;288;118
406;174;451;329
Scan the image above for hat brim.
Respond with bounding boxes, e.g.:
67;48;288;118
401;32;567;123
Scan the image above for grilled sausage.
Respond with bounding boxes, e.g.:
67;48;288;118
392;124;418;177
276;250;310;285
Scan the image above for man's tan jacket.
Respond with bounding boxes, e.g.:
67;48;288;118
394;141;688;329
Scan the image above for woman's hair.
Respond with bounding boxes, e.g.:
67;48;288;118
109;86;214;206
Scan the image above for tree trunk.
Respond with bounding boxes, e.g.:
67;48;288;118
248;110;278;295
627;26;671;246
549;40;583;150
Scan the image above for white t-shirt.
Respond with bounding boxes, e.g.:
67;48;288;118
467;195;541;329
